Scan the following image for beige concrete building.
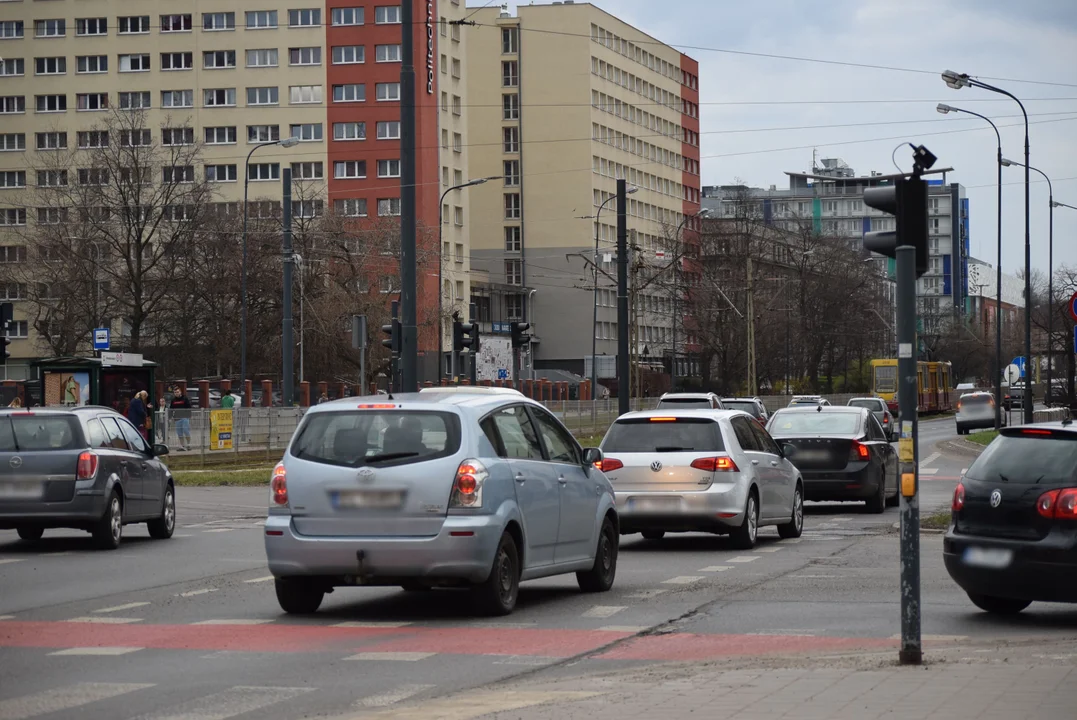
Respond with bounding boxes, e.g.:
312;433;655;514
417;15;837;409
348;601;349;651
465;1;701;377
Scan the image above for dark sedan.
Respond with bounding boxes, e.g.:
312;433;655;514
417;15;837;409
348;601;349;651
944;424;1077;614
766;406;898;513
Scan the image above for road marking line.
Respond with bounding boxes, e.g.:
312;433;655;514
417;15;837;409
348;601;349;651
598;625;649;633
356;684;435;708
128;685;313;720
727;556;759;563
829;516;851;522
749;630;817;636
662;576;703;585
179;588;218;598
920;451;941;467
203;528;233;533
346;691;603;720
960;468;968;474
173;534;193;538
44;552;72;557
49;647;144;656
65;617;143;624
0;558;24;565
93;602;150;614
244;575;275;584
698;565;732;572
0;615;14;620
919;468;939;475
792;574;842;578
191;619;272;625
778;538;802;544
0;682;154;720
345;652;435;661
755;547;783;553
581;605;626;618
626;589;667;599
492;655;556;666
331;621;412;628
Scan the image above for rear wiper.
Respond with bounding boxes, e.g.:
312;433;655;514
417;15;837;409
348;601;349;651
362;452;419;464
654;446;691;452
1031;474;1045;484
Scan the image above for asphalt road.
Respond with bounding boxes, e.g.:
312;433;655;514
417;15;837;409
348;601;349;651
2;418;1074;720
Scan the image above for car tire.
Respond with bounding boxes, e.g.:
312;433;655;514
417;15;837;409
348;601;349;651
730;491;759;550
474;532;520;616
777;484;804;539
578;517;618;593
640;530;665;540
16;527;44;542
275;577;325;614
865;472;886;514
147;484;175;539
92;491;123;550
967;593;1032;615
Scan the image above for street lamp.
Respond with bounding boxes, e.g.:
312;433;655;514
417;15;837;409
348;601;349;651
1002;158;1055;404
240;136;300;396
1053;201;1077;212
670;207;709;392
942;70;1032;423
591;186;638;399
437;176;500;378
937;102;1005;429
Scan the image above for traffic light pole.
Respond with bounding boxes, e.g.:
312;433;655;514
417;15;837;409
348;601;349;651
281;168;295;407
897;242;921;666
398;0;418;393
616;179;630;416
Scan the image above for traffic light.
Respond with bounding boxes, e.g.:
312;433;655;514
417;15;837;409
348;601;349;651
510;321;531;349
862;177;929;278
454;319;479;353
0;302;11;366
381;318;401;353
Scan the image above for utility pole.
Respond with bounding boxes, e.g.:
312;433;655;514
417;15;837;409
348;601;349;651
398;0;418;392
746;250;756;395
616;179;630;415
281;168;294;406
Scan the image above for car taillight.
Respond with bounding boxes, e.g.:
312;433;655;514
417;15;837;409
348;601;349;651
1022;429;1052;436
450;458;488;508
850;440;870;460
597;458;623;472
271;463;288;505
883;412;891;423
690;456;738;472
952;482;965;512
76;451;98;480
1037;488;1077;519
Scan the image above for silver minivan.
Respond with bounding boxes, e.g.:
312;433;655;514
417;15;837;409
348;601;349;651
264;389;618;616
956;392;1003;434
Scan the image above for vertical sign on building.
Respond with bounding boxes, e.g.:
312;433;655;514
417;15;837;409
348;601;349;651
426;1;435;94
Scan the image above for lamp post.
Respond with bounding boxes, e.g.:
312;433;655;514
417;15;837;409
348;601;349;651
591;187;637;400
670;208;709;392
937;103;1004;428
437;176;499;378
1001;159;1054;404
240;136;299;395
942;70;1031;423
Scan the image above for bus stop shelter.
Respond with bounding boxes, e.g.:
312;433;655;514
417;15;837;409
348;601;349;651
31;354;158;415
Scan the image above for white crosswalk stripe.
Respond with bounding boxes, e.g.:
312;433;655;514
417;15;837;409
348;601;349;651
355;684;435;708
129;686;313;720
0;682;154;720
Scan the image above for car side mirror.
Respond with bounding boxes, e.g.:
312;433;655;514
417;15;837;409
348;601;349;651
152;444;170;457
782;443;797;458
582;447;603;467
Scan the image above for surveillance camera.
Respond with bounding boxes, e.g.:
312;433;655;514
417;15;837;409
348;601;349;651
911;145;937;171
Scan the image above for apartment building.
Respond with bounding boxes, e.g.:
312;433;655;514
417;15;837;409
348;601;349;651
0;1;470;381
465;1;702;377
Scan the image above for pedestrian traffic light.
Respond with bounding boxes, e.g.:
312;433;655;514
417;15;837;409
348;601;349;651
863;178;929;278
510;321;531;349
381;318;400;353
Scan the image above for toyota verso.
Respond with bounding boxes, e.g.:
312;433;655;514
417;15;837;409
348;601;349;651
264;389;618;616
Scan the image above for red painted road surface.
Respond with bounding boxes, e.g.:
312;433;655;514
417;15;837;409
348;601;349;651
0;621;895;661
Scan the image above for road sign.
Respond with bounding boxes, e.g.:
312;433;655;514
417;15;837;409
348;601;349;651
1073;331;1077;355
1069;291;1077;322
92;328;110;351
1005;363;1022;384
100;351;143;367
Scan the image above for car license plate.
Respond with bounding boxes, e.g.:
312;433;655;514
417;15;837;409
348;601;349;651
331;490;405;510
631;496;680;512
795;450;830;463
963;546;1013;569
0;482;43;500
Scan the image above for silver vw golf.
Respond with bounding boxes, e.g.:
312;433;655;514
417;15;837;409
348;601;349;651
264;388;618;616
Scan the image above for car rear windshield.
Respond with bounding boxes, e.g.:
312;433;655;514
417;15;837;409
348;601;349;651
602;418;724;453
848;399;883;411
769;412;860;435
960;395;993;406
0;415;82;451
967;432;1077;485
290;410;461;468
723;401;760;416
657;398;712;409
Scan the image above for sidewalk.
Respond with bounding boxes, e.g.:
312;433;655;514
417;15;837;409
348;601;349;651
351;637;1077;720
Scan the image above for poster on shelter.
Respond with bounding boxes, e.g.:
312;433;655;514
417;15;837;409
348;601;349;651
44;372;90;406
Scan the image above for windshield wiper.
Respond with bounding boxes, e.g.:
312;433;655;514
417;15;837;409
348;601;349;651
362;451;419;464
654;446;691;452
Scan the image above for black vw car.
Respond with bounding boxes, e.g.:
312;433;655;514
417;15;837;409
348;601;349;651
944;423;1077;614
766;405;898;513
0;406;174;549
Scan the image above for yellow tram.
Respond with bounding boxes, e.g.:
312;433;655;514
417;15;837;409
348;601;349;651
870;359;953;415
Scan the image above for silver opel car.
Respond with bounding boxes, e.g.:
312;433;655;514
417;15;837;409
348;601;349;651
264;388;617;616
598;409;804;549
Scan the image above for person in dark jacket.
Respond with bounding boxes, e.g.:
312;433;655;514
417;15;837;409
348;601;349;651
169;386;193;450
126;390;149;442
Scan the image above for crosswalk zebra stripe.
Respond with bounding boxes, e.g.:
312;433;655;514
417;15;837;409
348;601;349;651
0;682;154;720
129;686;313;720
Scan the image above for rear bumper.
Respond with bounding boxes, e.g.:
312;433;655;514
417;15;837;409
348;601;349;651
0;487;107;529
800;466;880;502
943;530;1077;603
956;415;996;431
264;513;503;584
614;482;748;534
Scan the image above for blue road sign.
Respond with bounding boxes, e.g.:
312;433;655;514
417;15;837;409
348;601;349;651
1073;331;1077;355
93;327;110;351
1011;356;1026;376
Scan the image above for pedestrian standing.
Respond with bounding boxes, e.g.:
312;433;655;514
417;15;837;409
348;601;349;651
220;387;236;409
156;396;167;442
127;390;150;443
170;386;193;451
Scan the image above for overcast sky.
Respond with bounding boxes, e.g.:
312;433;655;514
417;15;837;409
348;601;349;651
491;0;1077;277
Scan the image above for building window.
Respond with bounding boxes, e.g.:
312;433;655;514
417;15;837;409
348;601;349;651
204;126;237;145
503;94;519;120
292;200;322;218
246;87;279;106
119;54;151;72
75;18;106;37
453;208;463;227
452;95;461;115
35;19;66;38
0;213;27;228
505;260;522;286
77;55;108;74
334;161;367;179
36;94;67;113
248;163;280;182
203;50;236;70
333;84;365;102
504;193;521;220
333;122;366;141
117;16;150;35
288;9;321;27
204;88;237;107
502;61;518;87
161;52;194;71
0;134;25;152
505;226;521;252
290;85;322;104
77;131;108;149
291;162;323;180
38;208;68;226
119;92;151;109
78;168;109;186
246;49;279;68
36;133;67;151
289;47;321;66
162;90;194;108
503;160;520;186
120;129;152;147
0;97;26;114
377;159;401;178
35;57;66;76
333;46;364;64
376;44;401;63
0;171;26;189
162;128;195;146
376;121;401;140
0;59;23;77
203;12;235;31
245;11;278;29
289;123;323;142
205;164;238;182
76;93;108;111
332;7;365;26
4;321;28;339
161;14;193;33
375;83;401;101
163;166;195;184
453;132;462;152
247;125;280;143
378;198;401;216
503;127;519;153
335;198;367;217
375;6;402;24
502;27;518;54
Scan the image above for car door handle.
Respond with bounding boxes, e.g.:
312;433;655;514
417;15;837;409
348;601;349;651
770;461;779;467
514;473;526;483
751;459;759;466
557;475;567;484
